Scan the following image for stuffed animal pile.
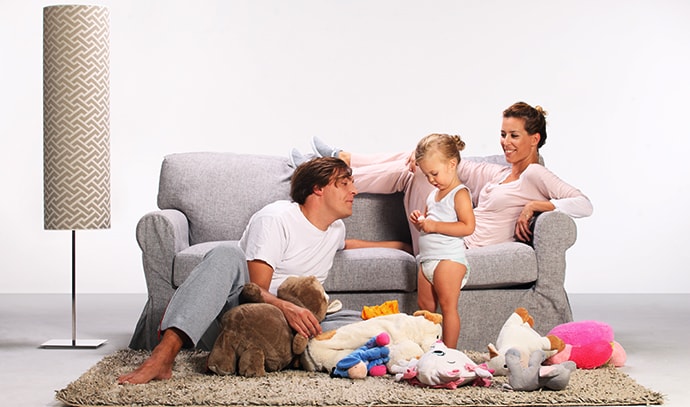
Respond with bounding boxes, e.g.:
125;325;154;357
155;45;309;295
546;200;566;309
301;310;443;374
208;284;628;393
485;307;628;392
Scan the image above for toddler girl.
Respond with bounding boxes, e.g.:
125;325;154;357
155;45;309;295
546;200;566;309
409;133;475;349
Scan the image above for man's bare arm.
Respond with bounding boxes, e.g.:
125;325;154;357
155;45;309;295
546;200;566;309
344;239;413;254
247;260;321;338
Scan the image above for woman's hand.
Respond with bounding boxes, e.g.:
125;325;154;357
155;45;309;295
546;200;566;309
515;201;539;242
515;201;556;242
515;209;534;242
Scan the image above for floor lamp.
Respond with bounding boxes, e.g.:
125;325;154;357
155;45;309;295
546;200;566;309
41;5;111;349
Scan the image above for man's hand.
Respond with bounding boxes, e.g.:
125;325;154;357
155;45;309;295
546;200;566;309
280;301;322;338
248;259;322;338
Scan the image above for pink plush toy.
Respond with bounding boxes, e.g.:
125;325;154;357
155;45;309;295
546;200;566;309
546;320;626;369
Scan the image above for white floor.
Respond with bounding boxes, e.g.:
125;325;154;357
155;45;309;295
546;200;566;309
0;293;686;406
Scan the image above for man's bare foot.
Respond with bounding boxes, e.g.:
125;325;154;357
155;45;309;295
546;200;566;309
117;329;184;385
117;351;174;384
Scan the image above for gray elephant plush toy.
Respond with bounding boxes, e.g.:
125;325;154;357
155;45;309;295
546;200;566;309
503;347;577;391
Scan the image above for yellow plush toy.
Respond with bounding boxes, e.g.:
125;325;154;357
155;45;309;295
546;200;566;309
361;300;399;320
486;307;565;376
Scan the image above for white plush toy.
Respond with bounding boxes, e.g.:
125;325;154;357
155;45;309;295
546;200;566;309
391;341;493;389
486;307;565;376
300;310;442;373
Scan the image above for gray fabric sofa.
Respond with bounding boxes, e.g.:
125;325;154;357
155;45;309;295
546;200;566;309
128;152;576;352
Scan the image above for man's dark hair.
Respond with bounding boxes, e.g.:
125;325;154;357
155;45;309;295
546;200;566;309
290;157;353;205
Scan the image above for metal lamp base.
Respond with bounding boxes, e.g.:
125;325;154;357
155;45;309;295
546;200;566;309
41;231;107;350
40;338;107;349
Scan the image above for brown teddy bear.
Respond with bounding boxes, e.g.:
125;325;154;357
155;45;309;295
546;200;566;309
206;275;328;377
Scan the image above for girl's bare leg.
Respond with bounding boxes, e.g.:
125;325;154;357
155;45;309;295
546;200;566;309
433;261;466;349
416;268;437;313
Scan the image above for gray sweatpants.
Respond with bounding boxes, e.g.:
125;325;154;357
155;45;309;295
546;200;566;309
161;243;249;346
160;243;363;348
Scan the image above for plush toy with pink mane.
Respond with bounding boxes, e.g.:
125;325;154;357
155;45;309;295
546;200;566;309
546;320;626;369
391;341;493;389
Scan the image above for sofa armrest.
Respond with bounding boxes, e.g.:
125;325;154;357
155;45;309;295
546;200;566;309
136;209;191;284
529;210;577;332
532;211;577;254
129;209;190;350
532;211;577;286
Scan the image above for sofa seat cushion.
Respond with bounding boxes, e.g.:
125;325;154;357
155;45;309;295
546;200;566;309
173;243;417;293
325;248;417;293
172;242;535;294
465;242;537;289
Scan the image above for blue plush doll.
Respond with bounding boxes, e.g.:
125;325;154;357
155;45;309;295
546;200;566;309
331;332;391;379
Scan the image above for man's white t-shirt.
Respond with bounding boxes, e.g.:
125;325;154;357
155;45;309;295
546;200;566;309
239;200;346;295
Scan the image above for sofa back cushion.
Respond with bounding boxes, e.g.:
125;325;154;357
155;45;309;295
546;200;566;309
344;192;411;244
157;152;293;245
156;152;412;246
156;152;514;247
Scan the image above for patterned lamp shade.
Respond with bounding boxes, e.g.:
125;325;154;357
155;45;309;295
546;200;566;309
43;5;111;230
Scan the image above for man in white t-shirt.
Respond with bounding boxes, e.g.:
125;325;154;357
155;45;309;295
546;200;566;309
118;157;410;384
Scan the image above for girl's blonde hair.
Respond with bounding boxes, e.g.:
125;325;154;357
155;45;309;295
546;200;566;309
415;133;466;164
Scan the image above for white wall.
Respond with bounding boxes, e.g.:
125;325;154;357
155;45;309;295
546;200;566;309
1;0;688;294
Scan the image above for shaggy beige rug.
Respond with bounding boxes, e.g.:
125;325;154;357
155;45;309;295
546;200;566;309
56;349;664;407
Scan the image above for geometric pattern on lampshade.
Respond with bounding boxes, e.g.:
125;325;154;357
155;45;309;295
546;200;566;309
43;5;111;230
